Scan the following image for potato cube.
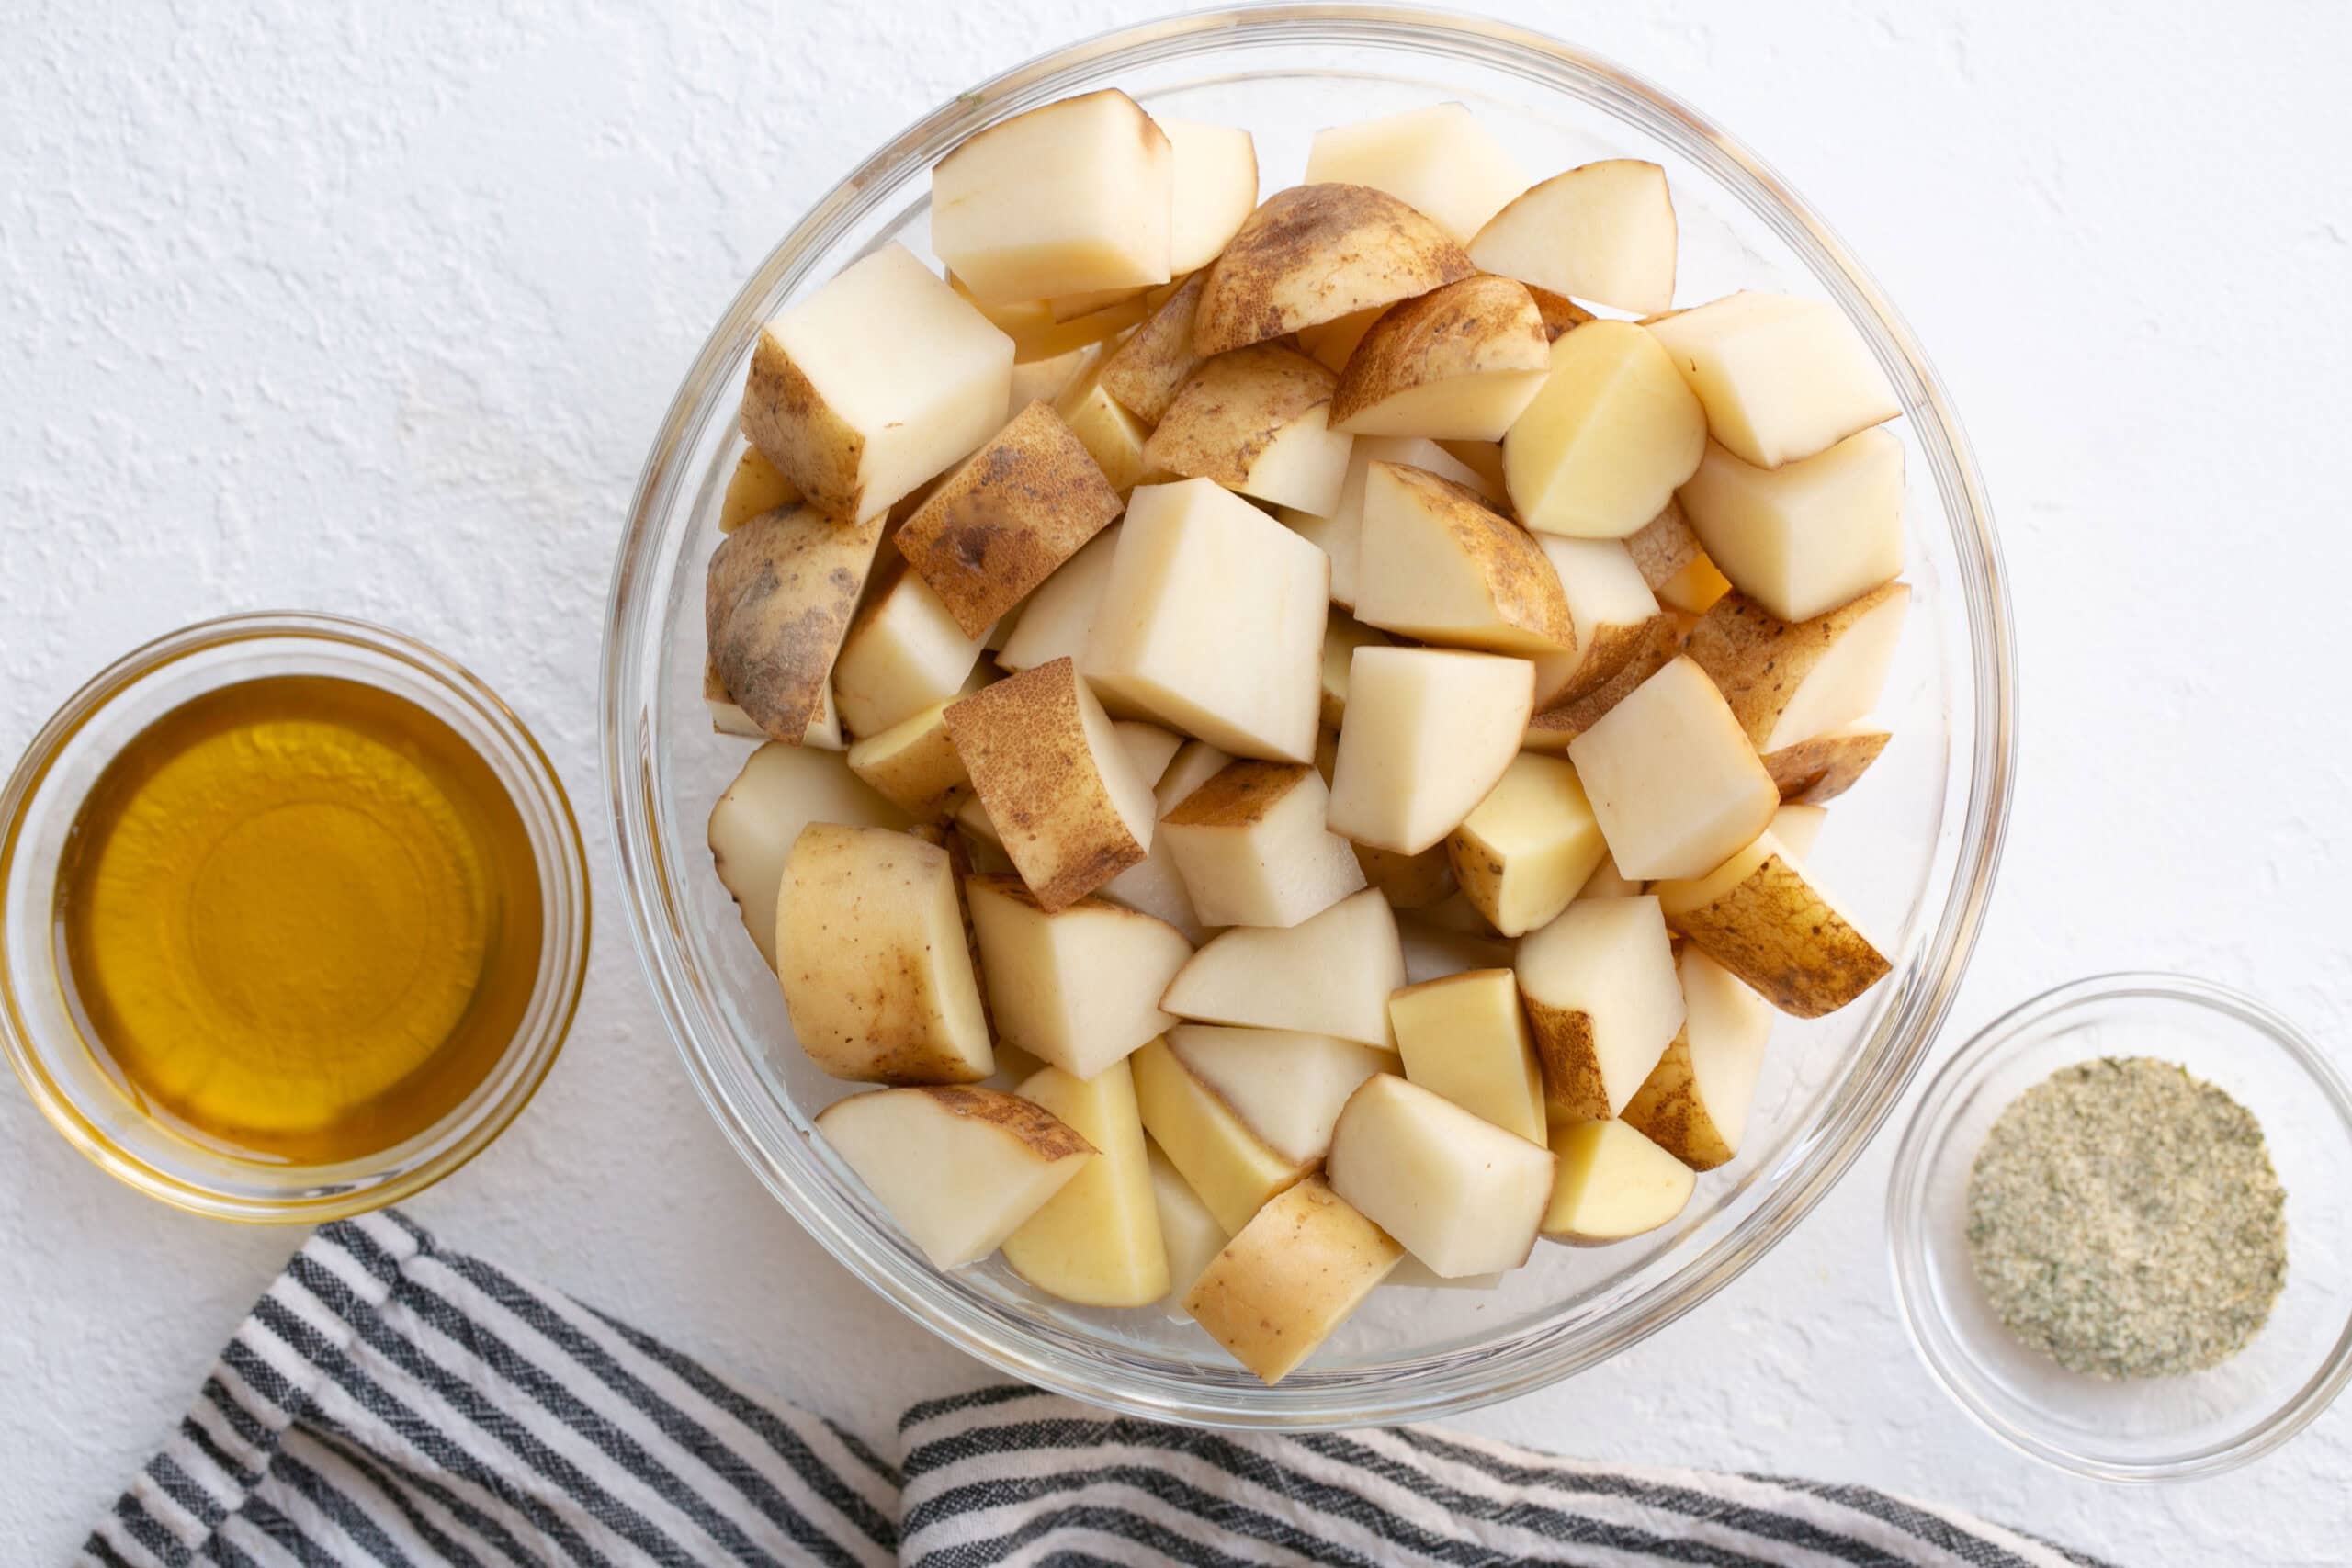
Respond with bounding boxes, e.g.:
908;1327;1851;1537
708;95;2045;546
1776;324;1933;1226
1521;612;1689;755
1326;1074;1555;1277
1355;461;1574;655
1530;536;1666;705
845;701;970;821
1763;724;1892;804
931;90;1172;304
1160;761;1365;929
1329;276;1551;440
1327;648;1533;854
1193;185;1475;355
1304;103;1530;244
1621;948;1772;1169
1653;830;1890;1018
995;522;1120;673
709;744;909;968
1083;479;1328;762
1279;434;1498;611
776;825;993;1083
1133;1036;1310;1234
1444;753;1608;937
1165;1025;1391;1166
1160;886;1405;1048
1388;969;1547;1144
706;506;887;741
1001;1059;1169;1307
1566;656;1777;881
817;1086;1091;1269
1542;1119;1695;1245
1148;1142;1228;1320
719;447;798;533
1646;290;1899;469
944;657;1155;910
741;244;1013;519
1098;273;1207;425
966;876;1192;1079
1504;320;1707;539
1184;1178;1401;1384
1163;119;1259;273
1514;895;1684;1120
1143;344;1354;515
1685;582;1910;750
893;401;1123;638
1469;159;1678;317
1679;428;1905;626
831;558;991;739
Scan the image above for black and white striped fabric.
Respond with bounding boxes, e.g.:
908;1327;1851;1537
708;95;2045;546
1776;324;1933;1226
84;1212;2111;1568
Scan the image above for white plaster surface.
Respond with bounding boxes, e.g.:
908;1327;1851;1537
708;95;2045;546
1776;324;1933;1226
4;1;2349;1561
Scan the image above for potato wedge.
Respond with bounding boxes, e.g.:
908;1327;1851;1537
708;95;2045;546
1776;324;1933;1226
1521;612;1690;754
1280;435;1498;611
1054;352;1156;497
1763;724;1892;804
706;505;887;742
1329;276;1551;439
1193;184;1476;355
1097;273;1207;424
1002;1060;1167;1306
1505;320;1707;539
1355;461;1574;655
1514;895;1684;1121
1469;159;1677;316
893;400;1123;638
1678;430;1905;624
818;1086;1091;1269
1621;948;1772;1168
1529;536;1666;705
1686;583;1910;751
1646;290;1899;469
1542;1119;1694;1245
1184;1177;1401;1384
1304;103;1529;244
1653;830;1890;1018
742;245;1013;519
1142;344;1353;515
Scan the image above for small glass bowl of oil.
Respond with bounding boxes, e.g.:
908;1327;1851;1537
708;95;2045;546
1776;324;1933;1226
0;613;590;1221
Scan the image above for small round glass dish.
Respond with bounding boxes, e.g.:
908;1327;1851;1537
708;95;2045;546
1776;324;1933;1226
0;612;592;1223
1887;973;2352;1481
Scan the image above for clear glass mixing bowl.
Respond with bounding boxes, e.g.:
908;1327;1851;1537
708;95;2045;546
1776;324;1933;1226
602;4;2015;1427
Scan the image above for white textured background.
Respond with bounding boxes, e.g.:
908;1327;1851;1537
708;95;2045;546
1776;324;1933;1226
5;2;2349;1561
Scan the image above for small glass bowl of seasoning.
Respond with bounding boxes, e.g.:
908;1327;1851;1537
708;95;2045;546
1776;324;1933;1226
0;613;591;1222
1888;974;2352;1480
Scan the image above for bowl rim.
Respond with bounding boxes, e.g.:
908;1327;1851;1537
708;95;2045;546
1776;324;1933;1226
1885;971;2352;1482
602;0;2018;1427
0;609;593;1223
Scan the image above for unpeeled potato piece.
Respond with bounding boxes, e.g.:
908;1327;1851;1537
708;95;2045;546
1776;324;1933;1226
1192;183;1476;356
1184;1177;1401;1384
1763;725;1892;804
1329;275;1551;440
1653;830;1890;1018
706;505;886;743
1684;582;1910;751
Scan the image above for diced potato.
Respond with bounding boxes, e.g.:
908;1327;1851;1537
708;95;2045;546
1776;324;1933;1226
1530;536;1666;705
1162;118;1259;273
1566;656;1778;881
1160;886;1406;1048
1622;949;1771;1168
1687;583;1909;752
1521;612;1689;755
931;90;1171;303
845;701;970;821
1646;290;1899;469
1469;160;1677;316
1055;353;1155;496
1148;1141;1228;1320
1319;609;1390;728
1504;320;1707;539
1328;648;1534;854
1577;850;1645;901
1098;273;1205;424
1161;761;1366;929
1355;462;1574;656
708;745;909;968
1114;721;1184;790
706;660;841;749
893;401;1124;638
1514;895;1684;1120
1623;500;1730;615
1326;1074;1554;1277
1004;340;1105;415
832;559;992;738
1330;276;1551;439
1096;738;1235;942
1002;1060;1169;1306
1445;754;1608;938
1084;479;1328;763
1132;1036;1310;1234
1678;430;1905;624
742;245;1013;519
1184;1177;1401;1383
1396;920;1516;987
1354;840;1456;911
1763;724;1892;804
818;1087;1092;1269
707;506;887;741
1541;1119;1694;1245
996;522;1120;673
1388;968;1547;1144
1193;184;1475;355
1653;830;1890;1018
1437;436;1509;495
777;825;993;1082
1768;804;1826;861
719;447;798;533
1143;344;1354;515
1165;1025;1391;1165
966;876;1191;1079
1304;103;1530;244
1279;435;1498;611
952;273;1152;362
1298;307;1383;374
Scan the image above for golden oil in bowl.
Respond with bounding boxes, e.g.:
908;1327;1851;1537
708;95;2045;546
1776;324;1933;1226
52;673;544;1166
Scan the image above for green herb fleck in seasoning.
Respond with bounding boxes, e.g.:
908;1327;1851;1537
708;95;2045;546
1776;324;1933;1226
1964;1056;2287;1380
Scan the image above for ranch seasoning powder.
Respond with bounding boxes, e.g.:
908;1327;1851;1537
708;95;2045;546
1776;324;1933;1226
1964;1056;2287;1379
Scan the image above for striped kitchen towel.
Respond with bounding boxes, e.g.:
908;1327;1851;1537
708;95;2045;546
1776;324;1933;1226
84;1212;2110;1568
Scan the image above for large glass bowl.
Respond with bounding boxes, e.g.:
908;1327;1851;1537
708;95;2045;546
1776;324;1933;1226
602;4;2015;1428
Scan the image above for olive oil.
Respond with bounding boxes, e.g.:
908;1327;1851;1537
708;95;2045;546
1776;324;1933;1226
53;676;544;1164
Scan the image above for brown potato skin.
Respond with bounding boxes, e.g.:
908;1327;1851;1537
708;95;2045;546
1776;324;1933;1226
1525;612;1693;750
894;401;1124;639
1193;184;1476;356
741;330;869;516
1763;728;1892;804
1182;1176;1401;1384
1162;760;1311;829
1098;272;1208;424
1522;283;1596;341
1684;583;1911;749
1619;1032;1735;1169
1330;276;1549;429
1364;461;1575;653
910;1085;1097;1161
706;504;885;742
1141;344;1336;491
944;657;1148;911
1664;852;1890;1019
1520;999;1611;1122
1623;500;1703;592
